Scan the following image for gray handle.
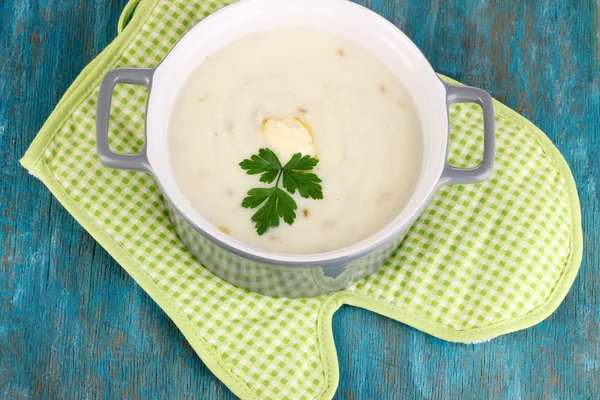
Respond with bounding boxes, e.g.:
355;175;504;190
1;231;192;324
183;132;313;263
96;68;154;172
439;81;495;186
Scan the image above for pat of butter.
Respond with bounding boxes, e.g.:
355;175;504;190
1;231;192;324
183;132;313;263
261;117;317;162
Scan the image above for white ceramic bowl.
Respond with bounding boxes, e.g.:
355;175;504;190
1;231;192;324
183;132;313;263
96;0;495;297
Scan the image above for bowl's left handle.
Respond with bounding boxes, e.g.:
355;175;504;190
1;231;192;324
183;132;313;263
96;68;154;172
439;81;495;186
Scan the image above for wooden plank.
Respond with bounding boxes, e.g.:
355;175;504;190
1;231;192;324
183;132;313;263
0;0;597;398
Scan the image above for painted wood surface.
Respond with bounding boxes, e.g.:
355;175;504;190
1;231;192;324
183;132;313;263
1;0;598;398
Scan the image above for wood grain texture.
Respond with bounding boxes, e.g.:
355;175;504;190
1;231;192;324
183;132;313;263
0;0;597;399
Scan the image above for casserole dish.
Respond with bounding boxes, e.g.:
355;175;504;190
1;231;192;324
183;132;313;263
96;0;495;298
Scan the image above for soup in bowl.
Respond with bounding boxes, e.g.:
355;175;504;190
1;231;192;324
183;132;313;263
169;28;423;254
96;0;495;297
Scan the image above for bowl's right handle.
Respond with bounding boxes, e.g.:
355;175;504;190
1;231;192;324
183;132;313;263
96;68;154;172
439;81;496;186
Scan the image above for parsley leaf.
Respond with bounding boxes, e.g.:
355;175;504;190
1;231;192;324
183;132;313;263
241;187;274;209
239;148;282;183
241;187;298;235
274;188;297;225
249;189;280;235
284;153;318;171
281;153;323;199
282;154;323;200
240;149;323;235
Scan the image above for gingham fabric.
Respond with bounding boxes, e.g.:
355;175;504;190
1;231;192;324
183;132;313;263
33;1;575;399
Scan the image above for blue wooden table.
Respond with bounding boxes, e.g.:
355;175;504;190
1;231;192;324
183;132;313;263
1;1;598;398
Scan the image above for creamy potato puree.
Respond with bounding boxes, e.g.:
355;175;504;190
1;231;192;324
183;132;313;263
169;29;422;254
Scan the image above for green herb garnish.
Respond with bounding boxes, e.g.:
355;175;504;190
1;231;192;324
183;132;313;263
240;148;323;235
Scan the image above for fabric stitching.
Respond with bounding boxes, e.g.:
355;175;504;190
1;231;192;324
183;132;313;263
336;105;578;335
38;160;259;400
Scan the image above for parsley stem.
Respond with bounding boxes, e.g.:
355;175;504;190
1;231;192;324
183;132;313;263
275;170;282;188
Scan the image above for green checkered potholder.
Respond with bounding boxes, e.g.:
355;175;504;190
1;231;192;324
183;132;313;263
21;0;582;399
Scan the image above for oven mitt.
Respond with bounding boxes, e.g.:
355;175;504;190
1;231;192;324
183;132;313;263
21;0;582;399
